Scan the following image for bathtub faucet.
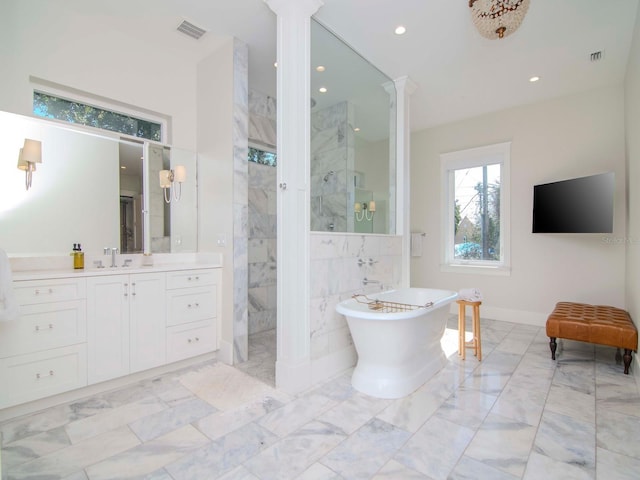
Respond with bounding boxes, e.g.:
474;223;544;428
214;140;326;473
362;277;380;286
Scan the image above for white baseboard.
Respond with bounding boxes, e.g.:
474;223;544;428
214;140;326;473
449;304;547;327
217;338;234;365
311;346;357;386
275;358;312;395
275;347;357;395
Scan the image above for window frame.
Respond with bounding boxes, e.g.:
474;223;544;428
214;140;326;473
440;142;511;275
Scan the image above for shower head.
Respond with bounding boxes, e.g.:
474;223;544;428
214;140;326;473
323;171;335;182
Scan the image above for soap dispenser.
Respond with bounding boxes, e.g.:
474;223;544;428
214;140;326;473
72;243;84;270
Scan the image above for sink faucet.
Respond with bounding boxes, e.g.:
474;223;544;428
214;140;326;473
104;247;119;267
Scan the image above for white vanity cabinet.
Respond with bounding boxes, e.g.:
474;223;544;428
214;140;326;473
86;272;166;384
0;278;87;409
166;269;220;362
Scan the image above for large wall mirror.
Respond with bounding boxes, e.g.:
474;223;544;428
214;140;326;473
0;110;197;257
310;19;396;234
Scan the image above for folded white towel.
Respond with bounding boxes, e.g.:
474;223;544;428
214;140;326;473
0;248;19;322
459;288;483;302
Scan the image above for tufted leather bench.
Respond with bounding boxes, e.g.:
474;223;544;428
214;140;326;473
546;302;638;374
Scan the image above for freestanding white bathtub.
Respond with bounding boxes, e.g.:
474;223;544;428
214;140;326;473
336;288;458;399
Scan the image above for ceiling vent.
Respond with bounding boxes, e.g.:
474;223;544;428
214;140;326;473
590;50;604;62
177;20;207;40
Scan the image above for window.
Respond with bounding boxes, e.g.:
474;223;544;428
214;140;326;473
33;91;162;141
441;142;510;274
248;146;277;166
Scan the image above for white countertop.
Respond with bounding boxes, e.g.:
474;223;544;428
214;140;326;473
10;252;223;281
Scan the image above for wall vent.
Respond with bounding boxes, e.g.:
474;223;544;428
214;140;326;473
590;50;604;62
177;20;207;40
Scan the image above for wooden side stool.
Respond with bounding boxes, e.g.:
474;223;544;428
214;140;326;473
457;300;482;361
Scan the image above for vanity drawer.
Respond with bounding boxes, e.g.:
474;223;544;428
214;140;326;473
0;344;87;409
167;287;216;327
0;300;86;358
166;269;220;290
166;319;216;363
14;278;86;305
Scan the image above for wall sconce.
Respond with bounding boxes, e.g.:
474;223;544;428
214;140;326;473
355;201;375;222
17;138;42;190
159;165;186;203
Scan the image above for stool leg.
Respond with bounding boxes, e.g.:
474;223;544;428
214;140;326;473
549;337;557;360
473;305;482;361
458;303;466;360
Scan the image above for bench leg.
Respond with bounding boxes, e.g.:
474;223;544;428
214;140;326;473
549;337;557;360
623;349;632;375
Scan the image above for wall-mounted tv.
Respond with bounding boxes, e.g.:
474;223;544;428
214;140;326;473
532;172;614;233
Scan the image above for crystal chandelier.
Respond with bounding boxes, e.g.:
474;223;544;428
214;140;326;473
468;0;530;40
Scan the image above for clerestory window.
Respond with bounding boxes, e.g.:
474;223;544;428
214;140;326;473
33;91;162;142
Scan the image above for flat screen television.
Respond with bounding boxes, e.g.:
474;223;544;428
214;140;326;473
532;172;614;233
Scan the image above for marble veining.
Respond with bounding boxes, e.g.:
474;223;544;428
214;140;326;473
2;318;640;479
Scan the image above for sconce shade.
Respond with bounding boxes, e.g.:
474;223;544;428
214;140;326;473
354;202;362;213
159;169;172;188
173;165;186;183
469;0;530;40
21;139;42;164
368;201;376;212
17;148;34;172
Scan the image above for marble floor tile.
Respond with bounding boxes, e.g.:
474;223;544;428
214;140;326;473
243;421;347;480
464;412;538;477
596;409;640;459
545;383;595;424
522;451;594;480
65;396;167;444
450;455;520;480
595;447;640;480
9;426;141;479
84;424;209;480
320;418;411;478
394;415;475;479
490;384;547;427
164;422;278;479
2;318;639;480
128;397;217;442
533;410;596;474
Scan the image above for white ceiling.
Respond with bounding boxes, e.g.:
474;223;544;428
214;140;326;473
58;0;640;133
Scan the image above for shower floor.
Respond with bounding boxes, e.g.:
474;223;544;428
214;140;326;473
236;328;276;386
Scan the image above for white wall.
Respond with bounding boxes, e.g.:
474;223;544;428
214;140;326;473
625;5;640;374
197;40;237;361
411;86;627;325
0;0;198;150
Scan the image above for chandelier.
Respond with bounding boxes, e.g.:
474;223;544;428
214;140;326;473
468;0;530;40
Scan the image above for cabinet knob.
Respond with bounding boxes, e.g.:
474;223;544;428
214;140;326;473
36;370;54;379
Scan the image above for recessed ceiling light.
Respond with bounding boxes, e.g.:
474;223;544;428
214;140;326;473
529;76;540;82
395;25;406;35
121;165;126;170
319;87;327;93
353;127;361;132
274;62;278;68
316;65;326;72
